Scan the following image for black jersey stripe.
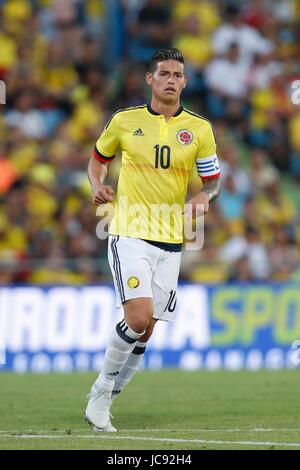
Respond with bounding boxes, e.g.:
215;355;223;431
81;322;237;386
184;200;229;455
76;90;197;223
114;236;125;302
116;322;136;344
93;146;115;162
105;105;147;129
183;108;217;143
146;103;183;117
111;235;125;302
111;236;124;302
111;236;122;302
142;239;182;252
132;344;146;355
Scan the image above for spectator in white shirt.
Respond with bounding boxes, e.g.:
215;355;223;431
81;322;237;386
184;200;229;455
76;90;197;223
220;225;271;279
205;42;249;99
247;52;282;90
6;89;47;140
212;4;273;64
220;143;252;197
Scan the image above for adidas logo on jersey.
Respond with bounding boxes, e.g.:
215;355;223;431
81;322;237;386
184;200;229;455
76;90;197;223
133;128;144;136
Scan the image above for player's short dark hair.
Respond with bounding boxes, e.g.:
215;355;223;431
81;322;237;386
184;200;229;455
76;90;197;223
148;48;185;72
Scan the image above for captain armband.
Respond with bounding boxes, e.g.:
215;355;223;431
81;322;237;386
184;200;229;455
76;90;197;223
196;154;220;180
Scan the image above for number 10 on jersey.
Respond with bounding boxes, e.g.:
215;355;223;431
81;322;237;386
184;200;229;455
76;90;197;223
154;144;171;169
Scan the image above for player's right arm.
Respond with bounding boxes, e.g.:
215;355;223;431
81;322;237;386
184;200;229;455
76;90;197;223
88;112;120;206
88;158;114;205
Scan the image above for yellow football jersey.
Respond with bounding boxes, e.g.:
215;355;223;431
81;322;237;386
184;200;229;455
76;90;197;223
93;104;219;245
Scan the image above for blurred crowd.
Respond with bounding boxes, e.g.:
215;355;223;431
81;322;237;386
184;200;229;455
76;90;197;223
0;0;300;284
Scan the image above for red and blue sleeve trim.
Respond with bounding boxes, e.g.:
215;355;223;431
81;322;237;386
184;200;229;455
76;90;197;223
200;173;221;181
93;146;115;163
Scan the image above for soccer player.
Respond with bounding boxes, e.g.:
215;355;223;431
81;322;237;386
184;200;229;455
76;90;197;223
85;48;221;432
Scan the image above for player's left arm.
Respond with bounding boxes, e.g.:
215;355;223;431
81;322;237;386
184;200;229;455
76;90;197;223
185;122;221;217
185;176;220;217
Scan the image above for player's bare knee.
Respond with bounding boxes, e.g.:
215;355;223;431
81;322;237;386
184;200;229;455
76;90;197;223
125;312;152;334
123;297;153;333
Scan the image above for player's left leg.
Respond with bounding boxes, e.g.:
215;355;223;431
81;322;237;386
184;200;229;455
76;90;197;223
151;250;181;323
112;318;157;398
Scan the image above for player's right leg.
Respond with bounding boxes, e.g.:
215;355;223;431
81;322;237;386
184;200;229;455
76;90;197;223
84;306;148;430
111;245;181;400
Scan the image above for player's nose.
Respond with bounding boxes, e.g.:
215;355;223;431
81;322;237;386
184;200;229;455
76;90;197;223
166;80;175;89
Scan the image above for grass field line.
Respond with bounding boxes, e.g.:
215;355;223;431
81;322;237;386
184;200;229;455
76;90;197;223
112;428;300;433
0;433;300;447
1;428;300;434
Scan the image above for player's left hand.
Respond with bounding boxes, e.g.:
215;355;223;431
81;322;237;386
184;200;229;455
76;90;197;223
184;192;209;218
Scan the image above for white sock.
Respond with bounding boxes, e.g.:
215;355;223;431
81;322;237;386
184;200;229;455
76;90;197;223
112;341;147;398
95;320;145;392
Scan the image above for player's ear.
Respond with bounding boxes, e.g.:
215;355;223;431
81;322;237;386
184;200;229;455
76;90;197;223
183;76;187;88
146;72;152;86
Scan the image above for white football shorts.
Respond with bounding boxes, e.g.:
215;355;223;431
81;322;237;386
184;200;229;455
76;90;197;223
108;235;181;321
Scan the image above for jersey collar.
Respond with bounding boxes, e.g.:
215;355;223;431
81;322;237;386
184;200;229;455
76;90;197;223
146;103;183;117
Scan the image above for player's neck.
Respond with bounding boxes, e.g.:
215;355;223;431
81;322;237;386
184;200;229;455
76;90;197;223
150;99;181;122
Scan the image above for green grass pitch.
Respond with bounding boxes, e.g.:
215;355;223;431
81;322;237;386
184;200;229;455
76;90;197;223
0;370;300;450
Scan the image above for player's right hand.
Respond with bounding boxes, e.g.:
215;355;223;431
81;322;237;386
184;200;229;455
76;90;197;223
92;185;115;205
